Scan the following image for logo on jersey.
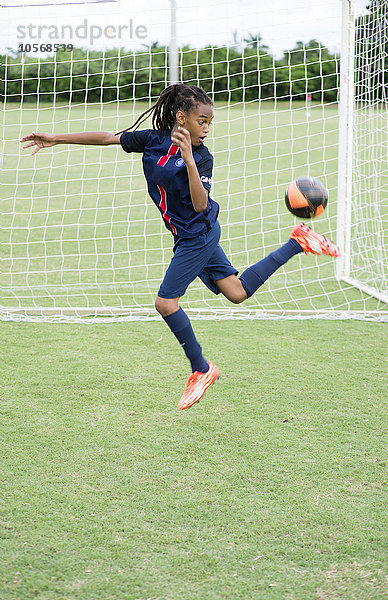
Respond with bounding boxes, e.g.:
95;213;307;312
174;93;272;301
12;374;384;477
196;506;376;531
175;158;185;167
200;175;211;186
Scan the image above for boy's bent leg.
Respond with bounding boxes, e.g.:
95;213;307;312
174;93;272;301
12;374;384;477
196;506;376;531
238;238;302;298
215;275;247;304
216;224;340;302
215;237;302;302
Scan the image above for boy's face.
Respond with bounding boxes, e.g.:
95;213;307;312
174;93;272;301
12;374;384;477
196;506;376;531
175;103;214;146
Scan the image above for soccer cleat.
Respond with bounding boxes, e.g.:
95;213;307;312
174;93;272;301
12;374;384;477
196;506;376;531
177;361;220;410
290;223;341;257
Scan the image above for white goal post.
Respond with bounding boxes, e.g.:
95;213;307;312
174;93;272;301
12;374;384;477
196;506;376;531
0;0;387;322
336;0;388;306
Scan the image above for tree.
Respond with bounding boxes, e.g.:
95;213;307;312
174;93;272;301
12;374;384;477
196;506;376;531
275;40;339;102
0;36;340;105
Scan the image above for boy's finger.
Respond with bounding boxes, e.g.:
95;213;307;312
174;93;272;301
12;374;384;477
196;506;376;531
173;134;187;143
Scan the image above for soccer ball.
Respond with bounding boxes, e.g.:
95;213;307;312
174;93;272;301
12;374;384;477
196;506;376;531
285;176;328;219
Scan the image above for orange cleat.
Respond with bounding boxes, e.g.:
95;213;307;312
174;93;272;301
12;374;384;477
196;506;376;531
290;223;341;257
177;362;220;410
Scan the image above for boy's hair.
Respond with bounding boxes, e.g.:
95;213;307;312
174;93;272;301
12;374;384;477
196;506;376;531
116;83;212;135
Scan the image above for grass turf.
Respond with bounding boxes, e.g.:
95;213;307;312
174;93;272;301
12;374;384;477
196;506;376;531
0;319;387;599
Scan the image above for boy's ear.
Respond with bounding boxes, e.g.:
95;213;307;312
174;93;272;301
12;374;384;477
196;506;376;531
175;110;186;125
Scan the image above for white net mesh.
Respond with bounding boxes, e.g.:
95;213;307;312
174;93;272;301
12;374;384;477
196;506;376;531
1;0;387;321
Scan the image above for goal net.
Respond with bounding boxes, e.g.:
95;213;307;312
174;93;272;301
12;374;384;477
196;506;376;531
336;0;387;308
1;0;387;322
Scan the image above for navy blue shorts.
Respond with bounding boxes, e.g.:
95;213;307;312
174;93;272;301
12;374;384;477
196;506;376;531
158;221;238;299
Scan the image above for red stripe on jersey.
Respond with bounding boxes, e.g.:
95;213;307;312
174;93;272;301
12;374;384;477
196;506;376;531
157;143;179;167
157;184;177;235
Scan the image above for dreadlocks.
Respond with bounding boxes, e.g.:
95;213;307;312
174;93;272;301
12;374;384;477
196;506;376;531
116;84;213;135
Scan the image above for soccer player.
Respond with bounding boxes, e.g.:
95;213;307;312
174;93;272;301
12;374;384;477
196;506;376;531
20;83;340;410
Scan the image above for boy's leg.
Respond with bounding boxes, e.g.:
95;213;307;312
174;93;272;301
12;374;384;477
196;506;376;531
155;296;208;374
238;238;303;299
215;224;340;302
156;227;222;374
216;238;302;302
155;226;223;409
155;296;219;410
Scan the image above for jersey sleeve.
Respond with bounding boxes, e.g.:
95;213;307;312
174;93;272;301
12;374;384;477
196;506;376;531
197;154;213;192
120;129;152;153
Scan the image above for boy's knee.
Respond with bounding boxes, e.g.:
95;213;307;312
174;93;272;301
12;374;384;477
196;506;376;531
155;296;179;317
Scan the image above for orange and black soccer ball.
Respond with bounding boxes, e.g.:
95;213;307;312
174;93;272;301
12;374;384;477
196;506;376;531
285;176;328;219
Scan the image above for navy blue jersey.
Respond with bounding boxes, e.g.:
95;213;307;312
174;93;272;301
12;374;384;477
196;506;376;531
120;129;219;238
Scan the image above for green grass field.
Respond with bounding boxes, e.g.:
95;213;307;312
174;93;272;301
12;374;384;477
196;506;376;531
1;319;387;599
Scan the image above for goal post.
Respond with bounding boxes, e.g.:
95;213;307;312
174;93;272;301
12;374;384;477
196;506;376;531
0;0;387;322
336;0;355;284
336;0;388;305
168;0;178;85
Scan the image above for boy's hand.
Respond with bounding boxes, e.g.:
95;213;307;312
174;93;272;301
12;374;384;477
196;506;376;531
20;132;57;155
171;127;193;164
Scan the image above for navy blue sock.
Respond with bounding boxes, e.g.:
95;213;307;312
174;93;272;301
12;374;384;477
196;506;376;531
163;307;209;373
239;238;302;298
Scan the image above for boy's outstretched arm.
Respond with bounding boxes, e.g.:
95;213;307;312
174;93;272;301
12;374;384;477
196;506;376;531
20;131;121;155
